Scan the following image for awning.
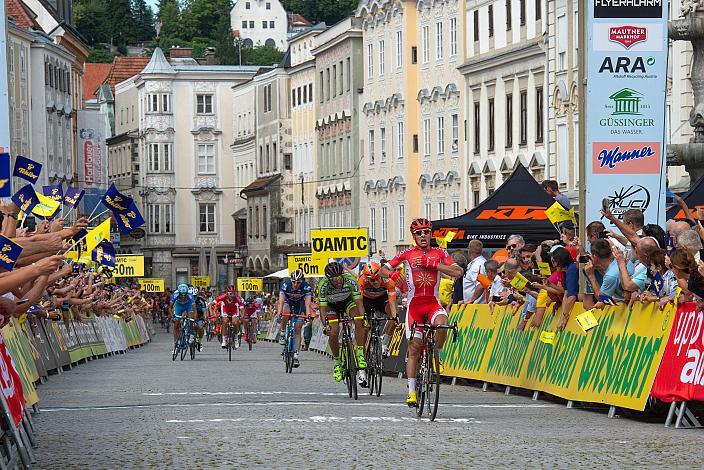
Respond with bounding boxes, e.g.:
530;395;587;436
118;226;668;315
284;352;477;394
265;268;288;278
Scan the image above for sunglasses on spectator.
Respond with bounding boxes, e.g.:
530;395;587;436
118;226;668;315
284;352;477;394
506;243;517;250
413;229;431;236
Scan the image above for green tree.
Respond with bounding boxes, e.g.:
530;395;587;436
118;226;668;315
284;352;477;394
246;45;283;66
107;0;136;46
180;0;232;41
74;0;110;45
87;47;117;63
157;0;182;39
282;0;355;25
215;15;238;64
132;0;156;42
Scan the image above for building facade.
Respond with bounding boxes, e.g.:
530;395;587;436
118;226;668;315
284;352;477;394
312;18;363;233
416;0;466;220
231;0;289;50
461;0;547;207
289;26;324;247
357;1;420;257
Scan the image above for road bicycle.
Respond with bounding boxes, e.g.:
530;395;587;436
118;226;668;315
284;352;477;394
328;314;365;400
171;317;198;361
410;321;458;421
281;313;307;373
205;318;214;342
244;317;256;351
365;311;397;397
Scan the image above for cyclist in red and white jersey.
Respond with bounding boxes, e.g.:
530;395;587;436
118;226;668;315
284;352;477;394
215;285;244;349
378;217;463;406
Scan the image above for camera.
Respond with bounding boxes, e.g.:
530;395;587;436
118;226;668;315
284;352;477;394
597;230;608;239
578;255;591;264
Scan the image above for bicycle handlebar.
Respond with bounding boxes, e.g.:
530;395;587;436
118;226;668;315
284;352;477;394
281;313;309;319
410;321;459;341
326;315;365;324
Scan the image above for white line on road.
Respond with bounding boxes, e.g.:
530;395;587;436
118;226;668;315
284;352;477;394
143;391;348;397
165;416;482;424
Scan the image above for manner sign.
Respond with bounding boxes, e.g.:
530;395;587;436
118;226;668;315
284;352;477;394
310;228;369;260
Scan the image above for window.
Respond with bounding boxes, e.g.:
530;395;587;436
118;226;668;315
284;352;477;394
557;14;567;71
292;89;296;107
148;143;159;171
338;60;343;94
242;20;247;28
380;127;386;160
488;98;495;151
309;82;314;101
249;20;254;28
379;40;385;76
520;0;526;25
164;204;174;233
381;207;388;242
262;205;267;237
435;22;443;59
396;31;403;68
536;0;542;20
473;11;479;42
164;143;172;171
473;102;480;154
297;86;302;105
369;207;376;239
438;202;445;220
536;87;544;143
148;94;158;113
398;204;405;240
506;93;513;147
332;65;337;97
199;203;216;233
422;26;430;63
488;5;494;37
196;94;213;114
266;2;270;8
451;114;459;153
520;90;528;145
473;191;480;206
148;204;160;233
411;46;418;64
270;21;274;28
449;18;457;56
425;203;432;220
452;201;460;218
367;43;374;79
423;119;431;156
368;129;375;160
303;85;307;103
245;1;250;8
345;58;351;91
263;21;268;28
197;143;216;174
437;116;445;154
506;0;512;29
396;122;404;158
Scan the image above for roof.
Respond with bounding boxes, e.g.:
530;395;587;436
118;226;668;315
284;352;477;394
141;47;175;75
6;0;39;29
287;13;312;27
241;175;281;195
83;63;112;101
105;56;150;92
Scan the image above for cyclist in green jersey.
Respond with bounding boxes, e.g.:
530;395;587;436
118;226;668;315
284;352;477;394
318;262;368;385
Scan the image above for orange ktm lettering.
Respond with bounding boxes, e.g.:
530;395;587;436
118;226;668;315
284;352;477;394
476;206;549;220
432;228;465;239
672;206;704;219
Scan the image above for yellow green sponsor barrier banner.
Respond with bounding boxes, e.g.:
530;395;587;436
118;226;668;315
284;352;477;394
441;301;675;411
1;319;39;406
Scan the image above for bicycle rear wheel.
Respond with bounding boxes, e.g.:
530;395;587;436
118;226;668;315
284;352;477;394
285;330;294;373
247;323;253;351
415;349;427;417
427;346;441;421
341;336;353;398
372;338;383;397
171;342;178;361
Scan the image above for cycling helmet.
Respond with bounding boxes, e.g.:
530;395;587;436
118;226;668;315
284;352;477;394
362;262;381;279
177;284;189;295
290;269;305;283
226;285;236;293
324;261;344;279
410;217;432;233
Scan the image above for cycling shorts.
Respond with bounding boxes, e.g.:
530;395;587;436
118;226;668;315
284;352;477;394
405;296;447;340
221;304;240;318
325;298;356;322
363;295;388;317
242;310;258;320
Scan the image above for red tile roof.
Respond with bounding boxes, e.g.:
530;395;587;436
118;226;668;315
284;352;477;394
83;63;112;101
6;0;39;30
287;13;312;27
105;56;150;93
241;175;281;194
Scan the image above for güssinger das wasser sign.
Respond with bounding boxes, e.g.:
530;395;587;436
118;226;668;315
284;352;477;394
586;0;667;226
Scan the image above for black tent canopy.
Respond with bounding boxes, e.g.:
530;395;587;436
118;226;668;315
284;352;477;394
432;164;559;248
666;176;704;220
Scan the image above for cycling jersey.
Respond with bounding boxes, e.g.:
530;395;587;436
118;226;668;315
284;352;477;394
385;246;457;339
358;275;397;301
195;296;208;316
280;280;312;306
317;273;361;317
242;300;260;318
170;291;195;318
215;293;243;317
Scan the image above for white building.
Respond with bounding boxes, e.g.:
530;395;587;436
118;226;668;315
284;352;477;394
461;0;548;207
231;0;289;50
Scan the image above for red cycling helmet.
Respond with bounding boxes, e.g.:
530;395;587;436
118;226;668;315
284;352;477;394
226;285;236;293
410;217;432;234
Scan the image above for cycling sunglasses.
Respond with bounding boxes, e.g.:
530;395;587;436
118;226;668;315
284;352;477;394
412;229;431;236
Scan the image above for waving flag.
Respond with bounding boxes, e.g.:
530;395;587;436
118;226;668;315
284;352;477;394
11;184;39;216
13;155;41;184
63;187;85;208
70;229;88;259
86;218;111;254
545;201;576;224
101;183;133;214
42;184;63;202
32;194;61;219
115;201;145;234
0;235;23;270
0;153;11;197
92;240;116;267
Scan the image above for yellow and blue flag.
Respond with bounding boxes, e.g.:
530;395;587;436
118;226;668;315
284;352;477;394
86;218;111;254
92;241;116;268
101;183;133;214
63;187;85;208
11;184;39;216
115;201;145;234
13;155;41;184
0;153;11;197
42;184;63;203
33;194;61;219
0;235;23;271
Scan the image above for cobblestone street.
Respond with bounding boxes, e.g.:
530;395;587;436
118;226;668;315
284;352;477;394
33;331;704;469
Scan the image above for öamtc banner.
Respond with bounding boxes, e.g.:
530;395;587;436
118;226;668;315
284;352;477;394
651;302;704;402
585;0;668;227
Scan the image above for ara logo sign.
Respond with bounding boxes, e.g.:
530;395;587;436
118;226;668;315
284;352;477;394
609;26;647;48
598;56;655;74
594;0;662;19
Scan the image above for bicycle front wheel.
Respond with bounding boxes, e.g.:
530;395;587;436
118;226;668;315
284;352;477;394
345;328;358;400
171;342;178;361
427;346;441;421
248;323;254;351
227;324;233;362
415;349;427;417
372;338;383;397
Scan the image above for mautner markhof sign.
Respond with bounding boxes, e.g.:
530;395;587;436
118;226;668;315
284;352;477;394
594;0;662;17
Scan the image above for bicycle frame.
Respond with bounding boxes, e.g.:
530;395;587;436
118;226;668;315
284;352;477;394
281;313;307;373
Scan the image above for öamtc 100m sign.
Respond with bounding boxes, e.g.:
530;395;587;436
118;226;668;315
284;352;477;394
237;277;263;292
310;228;368;260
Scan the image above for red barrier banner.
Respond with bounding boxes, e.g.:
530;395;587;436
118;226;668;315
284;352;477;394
651;302;704;402
0;335;25;427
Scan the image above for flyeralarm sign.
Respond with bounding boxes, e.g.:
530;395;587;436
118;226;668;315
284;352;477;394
585;0;668;226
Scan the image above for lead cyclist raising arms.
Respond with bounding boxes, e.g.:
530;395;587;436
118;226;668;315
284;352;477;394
378;218;463;406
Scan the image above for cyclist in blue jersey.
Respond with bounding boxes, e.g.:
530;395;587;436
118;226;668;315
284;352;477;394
194;292;208;351
276;270;312;367
170;284;196;345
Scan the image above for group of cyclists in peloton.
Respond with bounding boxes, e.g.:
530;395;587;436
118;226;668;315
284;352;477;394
166;217;462;408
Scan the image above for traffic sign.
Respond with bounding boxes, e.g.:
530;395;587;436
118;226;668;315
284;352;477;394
287;254;326;277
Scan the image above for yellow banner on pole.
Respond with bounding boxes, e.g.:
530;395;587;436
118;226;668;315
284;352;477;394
114;255;144;277
191;276;210;288
237;277;263;292
287;254;327;277
139;279;165;293
311;228;369;260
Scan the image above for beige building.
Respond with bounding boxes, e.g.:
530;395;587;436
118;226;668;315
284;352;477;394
289;25;325;247
462;0;547;207
416;0;465;220
357;2;420;257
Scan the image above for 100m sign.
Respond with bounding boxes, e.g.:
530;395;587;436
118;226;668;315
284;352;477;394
237;278;263;292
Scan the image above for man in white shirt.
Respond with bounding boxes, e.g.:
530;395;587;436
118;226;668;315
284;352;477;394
463;240;487;304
